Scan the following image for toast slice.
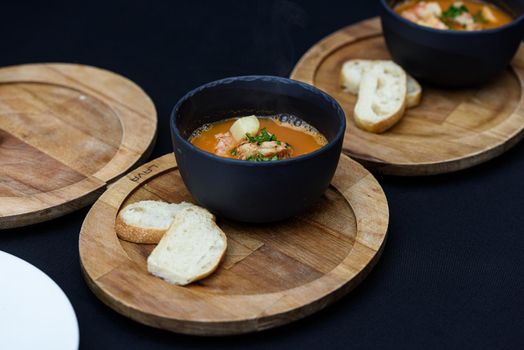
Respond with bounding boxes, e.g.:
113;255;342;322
341;59;422;108
147;206;227;286
353;61;407;133
115;200;194;244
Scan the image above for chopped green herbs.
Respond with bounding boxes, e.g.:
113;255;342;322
442;3;469;19
245;133;255;143
245;128;277;144
246;154;259;162
230;149;237;156
246;153;280;162
237;128;291;161
473;11;487;23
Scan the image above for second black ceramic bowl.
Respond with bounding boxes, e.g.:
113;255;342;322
380;0;524;87
171;76;346;223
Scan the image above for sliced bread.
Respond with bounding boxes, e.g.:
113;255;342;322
353;61;407;133
406;74;422;108
341;59;422;108
147;206;227;286
340;59;372;94
115;200;194;244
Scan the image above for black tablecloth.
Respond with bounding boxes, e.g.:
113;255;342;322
1;1;523;349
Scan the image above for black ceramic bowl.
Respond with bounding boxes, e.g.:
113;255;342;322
380;0;524;87
171;76;346;223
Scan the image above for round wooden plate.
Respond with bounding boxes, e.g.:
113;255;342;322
79;153;389;336
0;63;156;228
291;18;524;176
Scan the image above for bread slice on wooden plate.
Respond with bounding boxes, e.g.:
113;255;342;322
353;61;407;133
147;206;227;286
115;200;194;244
340;59;373;94
406;74;422;108
341;59;422;108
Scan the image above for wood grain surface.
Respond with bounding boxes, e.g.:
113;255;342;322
0;63;157;228
290;17;524;175
79;153;389;336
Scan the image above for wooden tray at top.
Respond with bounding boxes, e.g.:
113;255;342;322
79;153;389;336
0;63;157;228
291;18;524;176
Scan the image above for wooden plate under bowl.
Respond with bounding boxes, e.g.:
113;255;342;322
291;18;524;176
79;153;389;336
0;63;156;228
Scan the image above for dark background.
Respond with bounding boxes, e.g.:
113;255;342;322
1;0;523;349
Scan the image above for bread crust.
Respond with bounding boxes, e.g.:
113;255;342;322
340;59;423;112
406;89;422;108
354;99;407;133
352;61;407;134
406;75;422;108
115;213;166;244
183;219;227;285
146;205;227;286
340;59;371;95
166;207;225;285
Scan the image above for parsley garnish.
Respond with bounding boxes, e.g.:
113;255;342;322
473;11;487;23
245;128;277;145
246;153;280;162
240;128;291;162
442;3;469;19
230;149;237;156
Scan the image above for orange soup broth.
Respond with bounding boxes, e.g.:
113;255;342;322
190;118;327;159
395;0;513;30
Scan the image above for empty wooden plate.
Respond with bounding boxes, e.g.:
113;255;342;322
79;153;389;336
0;63;156;228
291;18;524;175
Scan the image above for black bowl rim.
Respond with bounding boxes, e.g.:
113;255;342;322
170;75;346;167
380;0;524;35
